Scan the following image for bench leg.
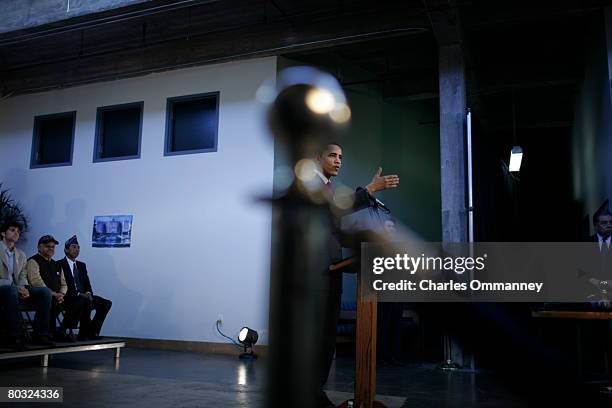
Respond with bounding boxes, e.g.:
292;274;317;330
40;354;49;367
114;347;121;359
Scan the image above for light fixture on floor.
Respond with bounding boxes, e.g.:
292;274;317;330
509;146;523;172
238;327;258;360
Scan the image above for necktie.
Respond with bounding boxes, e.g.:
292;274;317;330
73;262;83;292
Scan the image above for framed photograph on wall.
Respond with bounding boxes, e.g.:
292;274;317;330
92;215;133;247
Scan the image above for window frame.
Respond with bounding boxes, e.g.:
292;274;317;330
93;101;144;163
164;92;220;157
30;111;77;169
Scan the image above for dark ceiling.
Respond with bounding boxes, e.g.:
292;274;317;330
1;0;611;129
0;0;428;96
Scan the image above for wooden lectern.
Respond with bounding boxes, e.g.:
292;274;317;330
330;258;387;408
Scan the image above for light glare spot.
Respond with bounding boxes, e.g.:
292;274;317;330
256;83;276;103
332;185;355;210
237;364;248;386
294;159;318;182
305;88;336;114
330;103;351;123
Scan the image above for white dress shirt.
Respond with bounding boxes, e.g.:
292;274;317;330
597;234;611;251
66;257;81;292
314;168;330;185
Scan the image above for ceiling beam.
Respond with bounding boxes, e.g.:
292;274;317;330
0;0;157;35
0;5;428;96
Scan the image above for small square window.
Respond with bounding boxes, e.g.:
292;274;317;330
94;102;143;162
30;111;76;168
165;92;219;156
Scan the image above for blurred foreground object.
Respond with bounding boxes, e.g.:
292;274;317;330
263;67;406;408
264;67;350;408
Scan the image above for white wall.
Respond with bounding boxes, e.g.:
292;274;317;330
0;57;277;344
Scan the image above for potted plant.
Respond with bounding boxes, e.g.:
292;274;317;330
0;183;29;236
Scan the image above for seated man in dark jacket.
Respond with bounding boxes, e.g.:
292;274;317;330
57;236;112;340
26;234;84;342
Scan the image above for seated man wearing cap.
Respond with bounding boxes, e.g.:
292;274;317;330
26;235;84;342
0;222;54;349
57;235;112;340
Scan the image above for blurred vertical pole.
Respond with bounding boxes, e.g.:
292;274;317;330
264;70;350;408
267;192;329;407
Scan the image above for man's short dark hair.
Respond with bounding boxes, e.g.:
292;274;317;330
594;209;612;225
0;221;22;234
316;142;343;157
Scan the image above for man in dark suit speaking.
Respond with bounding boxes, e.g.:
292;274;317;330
592;204;612;251
314;142;399;407
57;236;112;340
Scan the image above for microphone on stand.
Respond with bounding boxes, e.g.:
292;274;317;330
373;197;390;213
356;187;391;213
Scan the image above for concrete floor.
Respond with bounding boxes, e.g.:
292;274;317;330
0;346;603;407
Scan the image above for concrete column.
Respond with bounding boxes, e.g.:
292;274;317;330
439;43;468;243
438;43;469;368
602;7;612;206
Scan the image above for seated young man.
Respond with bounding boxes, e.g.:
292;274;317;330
26;235;84;342
0;222;54;350
57;236;112;340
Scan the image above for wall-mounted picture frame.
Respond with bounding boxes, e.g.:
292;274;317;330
92;215;133;247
